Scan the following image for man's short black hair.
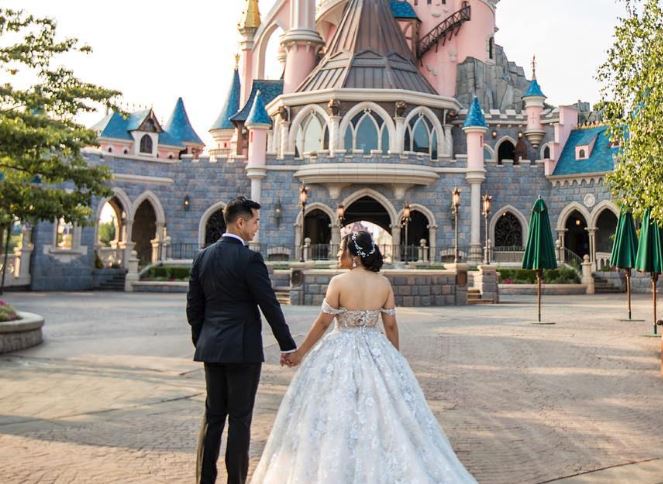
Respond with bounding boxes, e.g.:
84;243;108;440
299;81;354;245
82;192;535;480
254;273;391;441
224;196;261;225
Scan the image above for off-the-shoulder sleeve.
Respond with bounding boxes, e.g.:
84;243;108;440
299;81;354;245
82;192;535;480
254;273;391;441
321;299;344;315
380;307;397;316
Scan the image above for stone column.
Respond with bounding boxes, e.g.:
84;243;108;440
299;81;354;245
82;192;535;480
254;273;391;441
282;0;324;93
557;229;567;263
429;225;438;263
390;225;401;265
394;116;406;153
587;228;597;268
120;220;135;269
329;115;341;156
124;250;140;292
442;126;453;158
280;121;290;158
463;121;488;265
467;171;486;263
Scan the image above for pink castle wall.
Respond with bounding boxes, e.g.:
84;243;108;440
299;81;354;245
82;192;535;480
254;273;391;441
411;0;496;97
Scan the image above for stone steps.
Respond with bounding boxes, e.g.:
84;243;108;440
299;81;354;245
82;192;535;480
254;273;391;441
275;287;291;305
468;289;492;305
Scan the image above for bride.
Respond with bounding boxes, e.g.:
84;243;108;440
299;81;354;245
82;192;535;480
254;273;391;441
250;231;477;483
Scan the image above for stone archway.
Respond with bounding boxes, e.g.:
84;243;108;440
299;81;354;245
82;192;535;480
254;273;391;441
594;209;618;269
132;200;157;267
564;210;590;261
304;209;332;260
204;209;227;247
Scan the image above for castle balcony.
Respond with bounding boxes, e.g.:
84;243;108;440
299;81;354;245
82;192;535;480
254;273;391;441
294;162;439;199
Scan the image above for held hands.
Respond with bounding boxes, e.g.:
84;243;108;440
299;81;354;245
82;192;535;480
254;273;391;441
280;350;303;368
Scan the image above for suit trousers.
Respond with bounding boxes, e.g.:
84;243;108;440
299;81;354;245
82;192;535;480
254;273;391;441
197;362;262;484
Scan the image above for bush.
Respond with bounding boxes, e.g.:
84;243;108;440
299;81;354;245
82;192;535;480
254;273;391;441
498;267;580;284
141;265;191;281
0;300;18;322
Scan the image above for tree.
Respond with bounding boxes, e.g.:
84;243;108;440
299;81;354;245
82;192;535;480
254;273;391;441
0;8;121;230
98;221;116;246
598;0;663;221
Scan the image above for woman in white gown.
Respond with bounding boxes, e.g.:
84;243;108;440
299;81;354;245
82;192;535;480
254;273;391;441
251;231;477;484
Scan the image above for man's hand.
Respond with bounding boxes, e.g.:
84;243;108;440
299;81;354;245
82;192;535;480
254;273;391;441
280;350;303;367
280;353;292;367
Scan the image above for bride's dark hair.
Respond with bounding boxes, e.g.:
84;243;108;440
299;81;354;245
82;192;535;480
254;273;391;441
343;231;383;272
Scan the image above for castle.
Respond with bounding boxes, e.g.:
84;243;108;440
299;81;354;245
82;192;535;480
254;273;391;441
16;0;621;294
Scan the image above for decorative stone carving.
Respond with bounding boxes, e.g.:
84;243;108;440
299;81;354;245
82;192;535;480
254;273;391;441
583;193;596;208
327;99;341;116
395;101;407;118
278;106;289;123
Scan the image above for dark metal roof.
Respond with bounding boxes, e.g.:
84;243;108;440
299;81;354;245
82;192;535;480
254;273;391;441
297;0;436;94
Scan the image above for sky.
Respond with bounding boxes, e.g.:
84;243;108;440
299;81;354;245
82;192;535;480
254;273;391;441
6;0;626;147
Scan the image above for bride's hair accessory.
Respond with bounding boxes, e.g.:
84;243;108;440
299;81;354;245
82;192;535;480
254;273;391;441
351;232;376;259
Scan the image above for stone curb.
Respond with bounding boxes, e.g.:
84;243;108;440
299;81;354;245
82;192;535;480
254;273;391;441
0;311;45;353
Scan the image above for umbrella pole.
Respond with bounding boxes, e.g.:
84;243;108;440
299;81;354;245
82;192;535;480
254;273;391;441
626;268;632;321
538;269;542;323
654;274;659;336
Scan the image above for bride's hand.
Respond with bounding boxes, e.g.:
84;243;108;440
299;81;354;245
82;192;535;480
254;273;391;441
287;350;304;367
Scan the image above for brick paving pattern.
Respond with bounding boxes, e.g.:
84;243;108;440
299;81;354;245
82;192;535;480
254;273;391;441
1;292;662;483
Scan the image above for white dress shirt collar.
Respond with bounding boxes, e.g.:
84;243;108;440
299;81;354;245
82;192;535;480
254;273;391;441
222;232;247;246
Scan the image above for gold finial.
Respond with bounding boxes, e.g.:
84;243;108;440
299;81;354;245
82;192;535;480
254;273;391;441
531;55;537;79
234;54;240;69
239;0;261;31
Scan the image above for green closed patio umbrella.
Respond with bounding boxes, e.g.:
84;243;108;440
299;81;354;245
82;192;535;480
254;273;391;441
610;209;639;320
522;198;558;322
634;208;663;335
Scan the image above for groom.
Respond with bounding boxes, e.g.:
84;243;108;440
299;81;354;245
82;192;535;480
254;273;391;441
187;196;297;484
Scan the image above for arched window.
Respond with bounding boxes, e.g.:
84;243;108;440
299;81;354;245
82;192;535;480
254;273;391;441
139;134;153;154
579;149;586;159
344;110;389;154
488;37;495;60
404;113;438;160
495;212;523;248
497;140;515;164
543;145;551;159
296;112;329;156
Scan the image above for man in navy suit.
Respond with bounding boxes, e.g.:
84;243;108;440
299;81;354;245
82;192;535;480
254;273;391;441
187;196;297;484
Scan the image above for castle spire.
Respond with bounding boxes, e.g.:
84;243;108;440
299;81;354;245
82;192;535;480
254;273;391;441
531;55;537;79
239;0;261;32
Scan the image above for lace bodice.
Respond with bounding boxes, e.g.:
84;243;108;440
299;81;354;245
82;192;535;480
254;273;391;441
321;299;396;329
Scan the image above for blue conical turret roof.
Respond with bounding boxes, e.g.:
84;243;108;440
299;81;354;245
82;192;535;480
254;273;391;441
524;79;546;98
164;98;203;145
245;90;272;129
463;96;488;128
211;69;241;130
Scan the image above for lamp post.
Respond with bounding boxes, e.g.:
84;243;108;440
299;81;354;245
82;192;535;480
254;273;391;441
482;194;492;264
452;187;461;263
401;203;411;263
299;184;308;262
336;204;345;257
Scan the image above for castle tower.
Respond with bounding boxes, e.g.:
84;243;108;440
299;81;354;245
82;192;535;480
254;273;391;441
523;56;547;149
245;90;271;207
164;97;205;157
238;0;261;105
463;96;488;263
281;0;324;93
209;61;241;156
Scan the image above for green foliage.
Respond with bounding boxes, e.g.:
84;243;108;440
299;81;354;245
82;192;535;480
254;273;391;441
0;300;18;322
598;0;663;221
97;221;116;246
141;265;191;281
498;268;580;285
0;8;122;227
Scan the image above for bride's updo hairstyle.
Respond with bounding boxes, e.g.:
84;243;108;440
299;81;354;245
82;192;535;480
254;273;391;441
344;231;384;272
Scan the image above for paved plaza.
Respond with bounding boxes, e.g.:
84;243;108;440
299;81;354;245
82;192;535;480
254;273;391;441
1;292;663;484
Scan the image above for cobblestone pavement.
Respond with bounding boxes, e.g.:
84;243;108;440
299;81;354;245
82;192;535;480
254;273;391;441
1;292;662;484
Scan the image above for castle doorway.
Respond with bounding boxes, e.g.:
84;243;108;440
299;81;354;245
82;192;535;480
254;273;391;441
132;200;157;266
304;209;332;260
564;210;590;261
